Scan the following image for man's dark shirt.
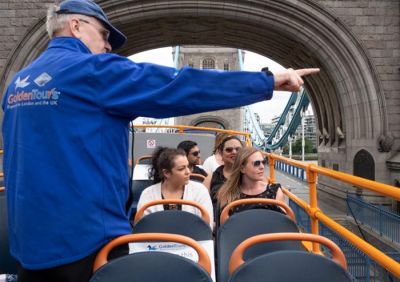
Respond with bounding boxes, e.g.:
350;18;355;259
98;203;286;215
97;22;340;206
192;165;208;177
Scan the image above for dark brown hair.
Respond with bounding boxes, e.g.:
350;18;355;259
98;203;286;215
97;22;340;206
149;147;186;184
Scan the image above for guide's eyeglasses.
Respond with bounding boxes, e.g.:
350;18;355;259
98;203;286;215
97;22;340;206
78;18;110;42
224;147;241;153
252;158;268;167
191;151;200;157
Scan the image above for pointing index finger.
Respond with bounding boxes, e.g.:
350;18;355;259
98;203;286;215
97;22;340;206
295;68;320;77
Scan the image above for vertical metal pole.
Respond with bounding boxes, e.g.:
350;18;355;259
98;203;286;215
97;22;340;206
301;110;305;161
379;204;383;236
289;136;292;159
173;46;180;69
269;157;275;183
307;167;320;252
237;49;244;70
365;256;371;282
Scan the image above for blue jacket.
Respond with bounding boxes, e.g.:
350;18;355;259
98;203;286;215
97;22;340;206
2;37;274;269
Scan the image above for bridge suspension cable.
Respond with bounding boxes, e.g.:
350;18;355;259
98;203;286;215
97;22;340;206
237;49;309;151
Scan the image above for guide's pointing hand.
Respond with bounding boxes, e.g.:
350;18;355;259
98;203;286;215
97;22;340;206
273;68;320;92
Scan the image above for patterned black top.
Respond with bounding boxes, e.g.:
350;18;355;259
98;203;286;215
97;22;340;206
228;183;284;215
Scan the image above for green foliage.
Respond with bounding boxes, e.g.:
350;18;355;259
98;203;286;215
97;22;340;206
282;144;289;154
291;138;314;154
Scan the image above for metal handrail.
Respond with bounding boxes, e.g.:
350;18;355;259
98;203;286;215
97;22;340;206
347;195;400;244
268;152;400;278
0;126;252;187
132;124;252;146
0;148;3;189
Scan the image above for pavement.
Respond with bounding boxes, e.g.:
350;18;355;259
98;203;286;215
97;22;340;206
267;167;347;220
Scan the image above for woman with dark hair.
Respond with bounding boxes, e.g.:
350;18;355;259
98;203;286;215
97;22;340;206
137;147;213;229
217;147;285;220
209;135;243;220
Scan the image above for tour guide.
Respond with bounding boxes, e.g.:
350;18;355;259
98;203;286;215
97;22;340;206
2;0;319;281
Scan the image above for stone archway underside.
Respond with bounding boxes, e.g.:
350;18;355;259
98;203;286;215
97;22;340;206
1;0;388;168
100;0;387;148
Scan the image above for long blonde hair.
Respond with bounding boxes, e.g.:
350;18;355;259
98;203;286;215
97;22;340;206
217;147;260;206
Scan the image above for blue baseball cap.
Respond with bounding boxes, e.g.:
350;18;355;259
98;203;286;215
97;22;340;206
56;0;127;50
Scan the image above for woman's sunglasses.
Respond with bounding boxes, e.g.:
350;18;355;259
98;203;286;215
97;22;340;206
224;147;241;153
252;158;268;167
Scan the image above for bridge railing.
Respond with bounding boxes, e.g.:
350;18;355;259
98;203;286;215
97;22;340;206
274;160;307;181
265;152;400;278
132;124;252;147
347;194;400;245
290;198;400;282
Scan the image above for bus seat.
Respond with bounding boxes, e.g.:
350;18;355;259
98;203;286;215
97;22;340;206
189;173;206;183
90;233;212;282
130;163;153;218
217;199;303;282
130;180;153;217
133;199;211;229
229;233;354;282
133;210;212;240
135;155;152;165
0;190;18;274
132;200;215;280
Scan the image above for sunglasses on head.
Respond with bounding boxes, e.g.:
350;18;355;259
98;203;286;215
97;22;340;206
224;147;241;153
252;158;268;167
191;150;200;157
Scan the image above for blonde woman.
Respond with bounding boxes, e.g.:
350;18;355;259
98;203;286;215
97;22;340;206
217;147;285;221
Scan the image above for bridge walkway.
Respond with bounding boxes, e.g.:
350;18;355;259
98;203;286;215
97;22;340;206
266;167;347;221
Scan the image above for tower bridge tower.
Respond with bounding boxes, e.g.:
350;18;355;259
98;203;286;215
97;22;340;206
174;46;245;132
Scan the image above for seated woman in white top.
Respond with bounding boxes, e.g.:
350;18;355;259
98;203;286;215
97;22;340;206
137;147;214;229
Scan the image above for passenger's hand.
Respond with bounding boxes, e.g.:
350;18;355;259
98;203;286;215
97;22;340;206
273;68;320;92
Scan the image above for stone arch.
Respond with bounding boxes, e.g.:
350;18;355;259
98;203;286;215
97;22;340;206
191;116;230;130
0;0;388;152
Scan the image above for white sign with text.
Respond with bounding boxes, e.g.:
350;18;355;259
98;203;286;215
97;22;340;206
129;240;215;281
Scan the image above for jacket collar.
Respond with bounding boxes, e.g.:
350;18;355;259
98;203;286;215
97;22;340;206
47;37;92;54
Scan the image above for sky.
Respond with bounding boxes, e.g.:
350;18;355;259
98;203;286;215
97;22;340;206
129;47;293;124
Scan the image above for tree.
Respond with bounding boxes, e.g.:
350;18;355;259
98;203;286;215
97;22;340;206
282;144;289;154
291;138;314;154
